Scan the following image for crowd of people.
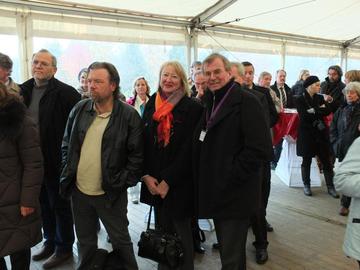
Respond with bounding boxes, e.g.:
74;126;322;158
0;49;359;270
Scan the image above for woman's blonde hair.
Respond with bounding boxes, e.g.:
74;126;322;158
345;70;360;83
298;69;310;81
133;77;151;96
157;61;190;97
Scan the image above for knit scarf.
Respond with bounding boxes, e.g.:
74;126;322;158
153;89;184;147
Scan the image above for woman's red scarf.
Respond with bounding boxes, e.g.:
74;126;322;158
153;90;184;147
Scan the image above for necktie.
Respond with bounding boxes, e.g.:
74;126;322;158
280;87;287;108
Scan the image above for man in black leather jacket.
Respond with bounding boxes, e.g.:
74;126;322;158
60;62;143;270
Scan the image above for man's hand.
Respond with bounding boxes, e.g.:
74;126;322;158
20;206;35;217
142;175;159;195
157;180;169;199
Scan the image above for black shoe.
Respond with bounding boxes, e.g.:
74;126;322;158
32;245;54;261
212;242;220;250
303;185;312;196
256;248;268;264
266;221;274;232
327;187;339;198
194;241;205;254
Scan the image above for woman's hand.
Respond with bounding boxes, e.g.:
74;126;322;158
157;180;169;199
20;206;35;217
142;175;159;195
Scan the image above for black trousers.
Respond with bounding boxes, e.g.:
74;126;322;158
251;163;269;250
71;187;138;270
214;218;249;270
154;206;194;270
340;195;351;208
301;142;334;187
0;249;30;270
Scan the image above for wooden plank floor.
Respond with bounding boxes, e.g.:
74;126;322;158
5;171;358;269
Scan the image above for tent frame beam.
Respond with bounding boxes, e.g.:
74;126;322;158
191;0;237;27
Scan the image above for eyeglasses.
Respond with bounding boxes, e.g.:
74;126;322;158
32;60;52;67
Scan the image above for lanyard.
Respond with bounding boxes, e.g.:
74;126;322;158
205;83;235;130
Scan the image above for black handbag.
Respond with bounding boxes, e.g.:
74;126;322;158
137;206;184;268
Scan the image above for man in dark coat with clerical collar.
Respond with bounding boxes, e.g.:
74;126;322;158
193;53;272;269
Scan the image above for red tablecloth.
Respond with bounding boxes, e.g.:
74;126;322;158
272;112;299;146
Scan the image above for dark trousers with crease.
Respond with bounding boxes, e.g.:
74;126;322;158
340;195;351;208
154;206;194;270
40;181;75;254
71;187;138;270
0;249;30;270
251;163;268;250
214;218;249;270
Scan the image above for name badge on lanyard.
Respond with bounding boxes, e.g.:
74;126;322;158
199;130;207;142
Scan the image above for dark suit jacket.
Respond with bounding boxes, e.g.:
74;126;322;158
271;82;295;108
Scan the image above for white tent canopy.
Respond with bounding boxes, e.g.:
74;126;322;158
0;0;359;90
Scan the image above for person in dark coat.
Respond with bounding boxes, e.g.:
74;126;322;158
296;75;339;198
320;65;346;113
291;69;310;97
20;49;80;269
140;61;203;270
240;61;277;264
270;69;295;169
330;81;360;216
193;53;272;270
0;82;43;270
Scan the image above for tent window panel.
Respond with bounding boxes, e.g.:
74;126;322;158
285;55;341;87
347;59;360;71
33;37;186;97
0;34;20;83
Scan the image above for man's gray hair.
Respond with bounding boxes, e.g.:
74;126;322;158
33;49;57;67
0;53;13;70
343;81;360;98
230;62;245;76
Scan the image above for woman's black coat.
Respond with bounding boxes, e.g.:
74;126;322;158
140;93;203;218
296;91;332;157
330;102;360;162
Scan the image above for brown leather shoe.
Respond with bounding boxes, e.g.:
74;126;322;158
43;252;73;269
339;206;349;216
32;245;54;261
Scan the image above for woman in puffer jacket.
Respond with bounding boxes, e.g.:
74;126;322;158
0;82;43;269
334;136;360;269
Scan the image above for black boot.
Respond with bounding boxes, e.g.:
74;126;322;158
323;170;339;198
301;165;312;196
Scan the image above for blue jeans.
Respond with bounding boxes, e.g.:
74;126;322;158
40;182;75;254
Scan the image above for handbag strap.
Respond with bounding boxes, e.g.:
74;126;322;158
147;205;153;230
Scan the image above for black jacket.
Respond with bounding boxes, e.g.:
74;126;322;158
296;91;332;157
140;94;203;218
320;77;345;113
291;80;306;97
271;82;295;108
253;85;278;128
193;79;272;219
330;102;360;162
60;99;144;203
20;77;80;183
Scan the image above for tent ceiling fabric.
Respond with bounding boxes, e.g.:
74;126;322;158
211;0;360;42
3;0;359;44
57;0;219;18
